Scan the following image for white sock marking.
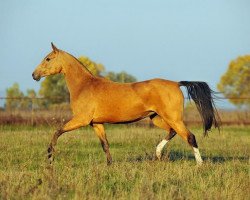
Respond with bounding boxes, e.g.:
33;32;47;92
156;139;168;160
193;147;203;165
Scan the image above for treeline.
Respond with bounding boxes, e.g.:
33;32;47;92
4;56;137;110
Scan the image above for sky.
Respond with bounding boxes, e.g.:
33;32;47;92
0;0;250;108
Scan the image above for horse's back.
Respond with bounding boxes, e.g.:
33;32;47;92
131;78;182;100
96;78;183;106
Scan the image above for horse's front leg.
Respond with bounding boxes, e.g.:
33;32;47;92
92;124;112;165
48;116;91;164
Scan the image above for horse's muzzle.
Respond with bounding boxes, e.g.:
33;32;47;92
32;72;41;81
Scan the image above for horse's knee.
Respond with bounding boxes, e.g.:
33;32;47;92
166;129;176;140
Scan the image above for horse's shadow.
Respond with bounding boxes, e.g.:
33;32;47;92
126;150;248;164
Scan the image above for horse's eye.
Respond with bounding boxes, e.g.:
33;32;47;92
46;57;51;62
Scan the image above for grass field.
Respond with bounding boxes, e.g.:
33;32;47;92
0;125;249;199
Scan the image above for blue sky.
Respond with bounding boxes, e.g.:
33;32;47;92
0;0;250;108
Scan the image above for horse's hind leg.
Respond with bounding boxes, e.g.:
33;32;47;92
92;124;112;165
150;115;177;160
167;120;203;165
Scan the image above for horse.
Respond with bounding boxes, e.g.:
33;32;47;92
32;43;220;166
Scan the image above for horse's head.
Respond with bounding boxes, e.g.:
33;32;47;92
32;43;64;81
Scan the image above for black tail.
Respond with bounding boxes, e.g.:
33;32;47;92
179;81;220;136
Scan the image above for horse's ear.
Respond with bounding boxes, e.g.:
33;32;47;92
51;42;59;52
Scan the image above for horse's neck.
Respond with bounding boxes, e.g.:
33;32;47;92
63;54;95;100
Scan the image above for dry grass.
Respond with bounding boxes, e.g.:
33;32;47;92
1;108;250;126
0;125;249;199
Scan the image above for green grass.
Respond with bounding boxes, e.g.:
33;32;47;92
0;125;249;199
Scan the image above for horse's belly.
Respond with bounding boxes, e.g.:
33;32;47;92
92;104;154;123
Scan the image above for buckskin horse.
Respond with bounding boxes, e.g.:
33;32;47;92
32;43;220;166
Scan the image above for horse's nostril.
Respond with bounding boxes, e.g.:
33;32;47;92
32;72;41;81
32;72;37;80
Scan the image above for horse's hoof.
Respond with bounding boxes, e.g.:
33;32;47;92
196;161;203;167
107;159;112;166
47;145;54;164
155;153;162;161
48;154;54;165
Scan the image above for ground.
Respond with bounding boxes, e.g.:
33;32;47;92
0;125;249;199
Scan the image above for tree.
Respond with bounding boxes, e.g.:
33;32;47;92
27;89;36;98
39;74;69;107
26;89;38;109
5;83;24;110
78;56;105;76
5;84;39;110
217;55;250;108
